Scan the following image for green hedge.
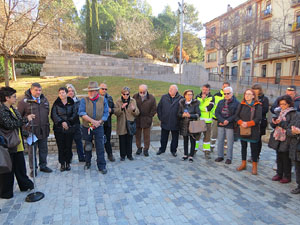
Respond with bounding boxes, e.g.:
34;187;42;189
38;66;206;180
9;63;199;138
16;63;42;76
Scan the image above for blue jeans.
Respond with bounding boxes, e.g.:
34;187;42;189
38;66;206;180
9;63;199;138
217;127;234;160
73;125;85;161
81;126;106;170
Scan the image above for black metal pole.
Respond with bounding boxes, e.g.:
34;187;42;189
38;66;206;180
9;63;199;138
25;102;44;202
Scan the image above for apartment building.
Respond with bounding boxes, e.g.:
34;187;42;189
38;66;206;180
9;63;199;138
204;0;300;85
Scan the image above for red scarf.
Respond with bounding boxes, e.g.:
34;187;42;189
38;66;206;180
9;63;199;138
89;94;99;101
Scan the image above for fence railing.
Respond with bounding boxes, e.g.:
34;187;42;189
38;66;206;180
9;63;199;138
208;73;300;88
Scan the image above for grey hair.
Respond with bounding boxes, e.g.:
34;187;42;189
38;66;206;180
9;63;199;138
224;86;233;93
170;84;178;91
139;84;148;90
66;83;77;96
121;86;130;94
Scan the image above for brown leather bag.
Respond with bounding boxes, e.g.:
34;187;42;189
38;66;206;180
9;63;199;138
189;120;207;133
239;106;255;138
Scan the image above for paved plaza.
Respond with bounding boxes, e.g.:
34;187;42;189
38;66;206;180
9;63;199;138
0;140;300;225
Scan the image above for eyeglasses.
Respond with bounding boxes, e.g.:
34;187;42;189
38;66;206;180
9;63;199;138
139;92;146;94
224;93;231;95
122;93;130;96
280;103;287;106
100;88;107;91
245;93;253;96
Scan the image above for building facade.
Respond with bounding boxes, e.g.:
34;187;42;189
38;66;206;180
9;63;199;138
205;0;300;85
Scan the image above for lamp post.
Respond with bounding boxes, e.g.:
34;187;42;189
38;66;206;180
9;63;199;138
178;0;185;82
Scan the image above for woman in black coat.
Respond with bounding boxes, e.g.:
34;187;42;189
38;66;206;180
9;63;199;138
0;87;34;199
51;87;77;171
178;90;200;162
251;84;269;161
236;89;262;175
269;95;297;183
287;113;300;194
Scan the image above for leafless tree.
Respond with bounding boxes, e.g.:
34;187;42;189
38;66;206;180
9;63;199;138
115;15;157;58
0;0;77;86
207;14;240;82
272;0;300;84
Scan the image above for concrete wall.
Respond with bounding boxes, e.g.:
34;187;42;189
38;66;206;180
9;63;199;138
40;51;209;87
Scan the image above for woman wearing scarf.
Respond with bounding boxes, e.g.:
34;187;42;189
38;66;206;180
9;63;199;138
235;89;262;175
270;95;297;183
215;87;239;165
0;87;34;199
114;87;140;161
178;90;200;162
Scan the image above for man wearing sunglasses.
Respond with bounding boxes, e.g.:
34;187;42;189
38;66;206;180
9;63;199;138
99;83;115;162
133;84;157;157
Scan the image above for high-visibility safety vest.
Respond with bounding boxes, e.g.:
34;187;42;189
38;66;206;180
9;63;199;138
196;93;215;124
212;89;225;119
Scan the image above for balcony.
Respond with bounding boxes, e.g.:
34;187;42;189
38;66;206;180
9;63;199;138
291;0;300;8
231;56;238;62
261;8;272;19
218;58;224;65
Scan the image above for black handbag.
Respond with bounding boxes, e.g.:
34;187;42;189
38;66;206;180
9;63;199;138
268;131;280;150
0;145;12;174
126;120;136;136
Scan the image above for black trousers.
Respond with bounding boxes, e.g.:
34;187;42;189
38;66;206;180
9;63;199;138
241;140;259;162
257;135;263;159
276;151;292;178
119;134;133;158
104;125;113;156
0;152;33;199
183;136;196;157
54;131;74;164
295;161;300;188
159;128;179;153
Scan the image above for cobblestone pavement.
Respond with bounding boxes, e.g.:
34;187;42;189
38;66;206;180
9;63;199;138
1;140;300;225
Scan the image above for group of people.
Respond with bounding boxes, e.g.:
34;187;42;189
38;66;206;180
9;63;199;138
1;80;300;200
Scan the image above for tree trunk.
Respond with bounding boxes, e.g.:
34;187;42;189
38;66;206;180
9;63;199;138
223;53;228;82
250;49;255;78
11;57;17;81
236;44;244;97
4;56;9;87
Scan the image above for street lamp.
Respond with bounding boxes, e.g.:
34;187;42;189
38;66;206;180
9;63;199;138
178;0;185;78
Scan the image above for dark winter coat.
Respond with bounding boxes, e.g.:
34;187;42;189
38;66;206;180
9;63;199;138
258;95;269;135
177;98;200;136
103;93;114;128
133;92;157;129
235;100;262;142
51;97;77;133
269;109;297;152
215;95;240;129
287;113;300;161
0;103;27;153
157;92;183;131
271;94;300;113
17;89;50;139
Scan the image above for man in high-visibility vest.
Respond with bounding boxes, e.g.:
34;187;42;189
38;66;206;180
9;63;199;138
196;84;215;159
211;82;230;152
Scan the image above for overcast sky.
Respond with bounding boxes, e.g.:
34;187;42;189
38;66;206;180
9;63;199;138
74;0;244;39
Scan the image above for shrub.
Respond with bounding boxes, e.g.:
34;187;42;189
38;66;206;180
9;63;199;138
16;63;42;76
113;52;129;59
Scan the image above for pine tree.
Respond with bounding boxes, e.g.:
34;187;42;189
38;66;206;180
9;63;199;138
91;0;100;54
86;0;92;53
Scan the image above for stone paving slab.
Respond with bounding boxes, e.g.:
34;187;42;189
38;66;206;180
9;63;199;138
0;140;300;225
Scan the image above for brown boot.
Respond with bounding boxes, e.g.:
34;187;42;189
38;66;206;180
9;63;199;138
252;162;258;175
236;160;247;171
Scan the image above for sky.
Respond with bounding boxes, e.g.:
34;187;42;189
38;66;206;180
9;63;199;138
74;0;244;39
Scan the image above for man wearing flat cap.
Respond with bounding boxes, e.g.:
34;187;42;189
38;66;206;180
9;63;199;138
271;85;300;113
78;81;109;174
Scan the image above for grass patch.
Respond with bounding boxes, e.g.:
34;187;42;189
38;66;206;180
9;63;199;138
4;75;220;131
